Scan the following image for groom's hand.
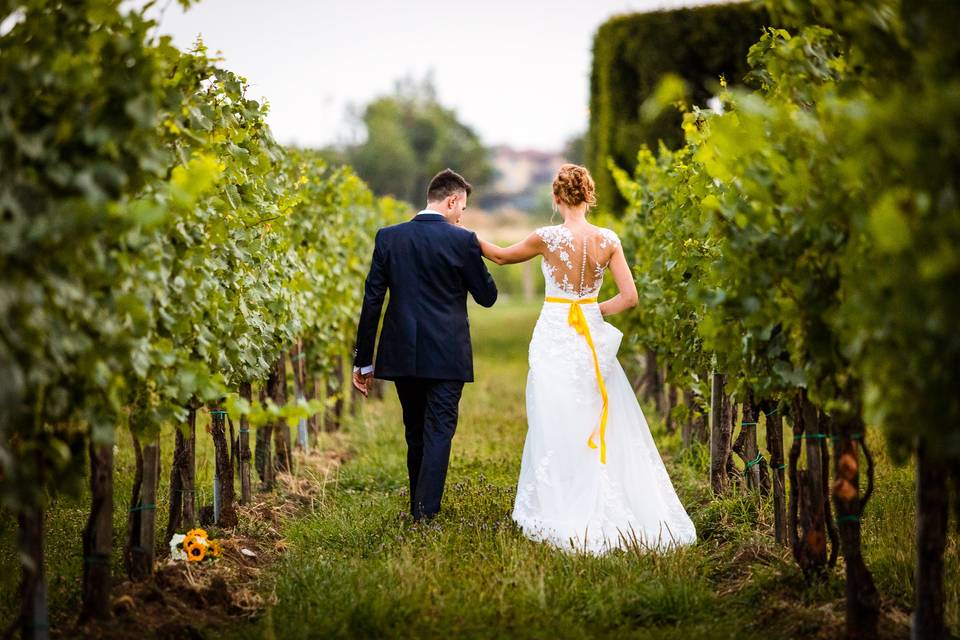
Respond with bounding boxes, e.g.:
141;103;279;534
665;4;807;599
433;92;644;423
352;370;373;397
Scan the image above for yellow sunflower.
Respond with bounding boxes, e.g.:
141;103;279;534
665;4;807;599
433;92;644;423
183;533;208;554
208;539;222;558
186;543;206;562
186;528;208;540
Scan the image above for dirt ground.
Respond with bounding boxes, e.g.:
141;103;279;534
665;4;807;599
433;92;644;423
62;445;349;640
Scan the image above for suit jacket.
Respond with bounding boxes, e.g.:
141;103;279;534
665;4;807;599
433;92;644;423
353;212;498;382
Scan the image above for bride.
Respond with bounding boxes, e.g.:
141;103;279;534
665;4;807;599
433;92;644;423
478;164;697;555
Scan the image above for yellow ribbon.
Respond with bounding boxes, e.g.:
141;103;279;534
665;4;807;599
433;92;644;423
544;296;608;464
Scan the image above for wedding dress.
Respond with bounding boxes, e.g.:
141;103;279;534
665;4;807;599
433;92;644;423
512;224;698;555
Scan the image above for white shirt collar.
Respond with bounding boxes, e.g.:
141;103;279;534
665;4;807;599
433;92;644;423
417;209;444;216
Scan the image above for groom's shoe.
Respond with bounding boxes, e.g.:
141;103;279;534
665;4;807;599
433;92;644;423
413;513;436;524
411;499;439;523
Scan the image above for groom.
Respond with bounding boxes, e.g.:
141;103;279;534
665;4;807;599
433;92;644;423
352;168;498;521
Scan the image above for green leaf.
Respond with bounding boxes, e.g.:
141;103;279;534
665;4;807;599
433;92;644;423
868;190;912;253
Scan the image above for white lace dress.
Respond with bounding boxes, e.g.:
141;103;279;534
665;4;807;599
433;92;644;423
512;224;698;554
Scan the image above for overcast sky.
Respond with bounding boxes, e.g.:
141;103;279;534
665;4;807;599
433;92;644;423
143;0;717;152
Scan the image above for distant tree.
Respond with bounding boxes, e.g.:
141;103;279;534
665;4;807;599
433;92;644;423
346;76;492;205
311;145;349;169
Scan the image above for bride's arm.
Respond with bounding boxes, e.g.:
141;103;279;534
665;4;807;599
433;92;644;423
479;232;543;265
599;244;639;316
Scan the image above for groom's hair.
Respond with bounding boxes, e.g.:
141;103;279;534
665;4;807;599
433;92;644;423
427;168;472;202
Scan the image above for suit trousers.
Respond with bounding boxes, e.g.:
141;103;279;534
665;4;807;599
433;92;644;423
393;377;465;521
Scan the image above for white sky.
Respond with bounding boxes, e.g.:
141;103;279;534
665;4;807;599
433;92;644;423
144;0;718;152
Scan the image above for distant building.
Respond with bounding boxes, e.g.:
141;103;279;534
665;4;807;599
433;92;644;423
480;146;567;213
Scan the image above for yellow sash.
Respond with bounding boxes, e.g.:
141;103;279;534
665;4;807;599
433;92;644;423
544;296;608;464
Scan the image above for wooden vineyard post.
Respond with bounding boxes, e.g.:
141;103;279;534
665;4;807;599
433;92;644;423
166;404;197;543
80;440;113;622
126;433;159;580
790;389;830;579
638;348;660;407
762;401;788;545
142;436;161;573
291;338;310;453
698;371;711;444
271;352;292;474
732;393;767;493
681;388;707;448
239;382;253;504
630;354;646;394
914;436;949;640
664;383;678;434
228;413;237;479
308;376;322;437
696;397;709;444
831;407;879;639
254;376;278;491
686;373;710;446
681;388;693;448
324;370;343;433
655;364;669;417
210;406;237;527
256;384;275;490
822;412;840;569
17;500;49;640
724;403;739;485
709;372;734;494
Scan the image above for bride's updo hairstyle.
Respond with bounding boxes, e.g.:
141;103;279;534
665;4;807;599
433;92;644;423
552;163;597;209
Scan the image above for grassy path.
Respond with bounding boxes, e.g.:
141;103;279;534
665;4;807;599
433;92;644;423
224;300;936;639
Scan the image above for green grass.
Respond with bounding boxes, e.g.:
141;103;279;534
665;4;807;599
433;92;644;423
1;299;955;638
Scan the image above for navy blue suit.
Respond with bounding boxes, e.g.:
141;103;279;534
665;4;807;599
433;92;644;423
353;211;497;519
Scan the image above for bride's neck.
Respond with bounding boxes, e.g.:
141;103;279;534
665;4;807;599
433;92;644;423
560;205;589;224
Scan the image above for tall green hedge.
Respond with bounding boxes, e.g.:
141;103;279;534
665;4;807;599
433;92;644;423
587;3;768;213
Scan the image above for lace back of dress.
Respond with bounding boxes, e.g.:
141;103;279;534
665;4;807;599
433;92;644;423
538;226;620;298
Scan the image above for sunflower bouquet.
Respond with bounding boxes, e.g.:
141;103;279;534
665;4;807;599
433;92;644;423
169;528;222;563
